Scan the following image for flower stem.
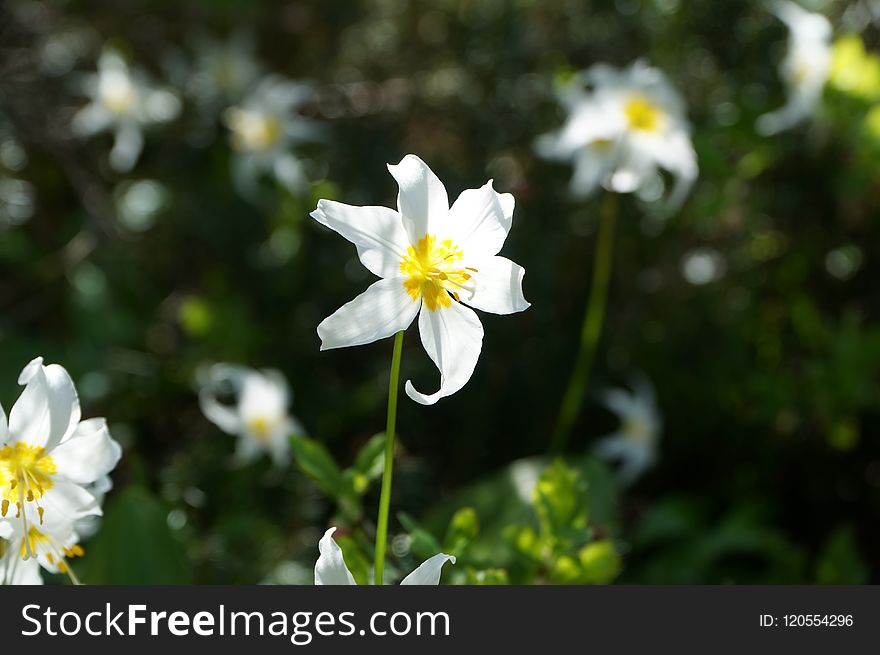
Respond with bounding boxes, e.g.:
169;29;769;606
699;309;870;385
374;330;404;586
550;192;619;455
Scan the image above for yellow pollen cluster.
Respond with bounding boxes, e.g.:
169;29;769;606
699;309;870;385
400;235;474;312
19;527;84;573
0;442;56;524
624;95;662;132
247;416;273;442
226;109;283;152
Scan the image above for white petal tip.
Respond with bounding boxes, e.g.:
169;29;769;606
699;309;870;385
18;357;44;385
403;380;439;406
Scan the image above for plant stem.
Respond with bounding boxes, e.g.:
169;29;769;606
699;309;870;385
374;330;404;585
550;192;619;455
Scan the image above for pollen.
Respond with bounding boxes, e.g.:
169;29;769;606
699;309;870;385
226;108;283;152
247;416;273;441
399;235;472;312
0;442;56;517
624;95;662;133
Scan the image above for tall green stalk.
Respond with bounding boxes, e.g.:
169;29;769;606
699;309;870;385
374;330;404;585
550;192;619;455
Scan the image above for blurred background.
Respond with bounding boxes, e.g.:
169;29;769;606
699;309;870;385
0;0;878;584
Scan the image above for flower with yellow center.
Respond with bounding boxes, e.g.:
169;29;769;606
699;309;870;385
593;376;662;485
223;75;320;199
71;48;180;173
0;357;121;584
756;1;831;135
311;154;530;405
535;61;697;210
199;364;304;467
0;357;121;577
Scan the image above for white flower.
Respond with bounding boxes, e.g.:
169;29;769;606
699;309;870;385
223;75;320;196
314;527;455;585
593;377;661;484
536;61;698;209
757;1;832;135
312;154;530;405
0;503;86;584
0;357;121;579
188;32;262;108
72;49;181;172
199;364;303;466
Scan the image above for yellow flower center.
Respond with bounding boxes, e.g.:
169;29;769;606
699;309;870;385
400;235;474;312
19;527;84;573
247;416;273;442
0;442;56;523
100;74;137;115
624;95;662;132
624;417;654;444
226;109;283;152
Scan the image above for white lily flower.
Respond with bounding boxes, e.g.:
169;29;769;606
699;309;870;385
188;32;262;108
312;154;530;405
593;377;661;485
199;364;303;466
757;1;832;135
72;49;181;172
314;527;455;585
536;61;698;209
0;357;121;567
223;75;319;196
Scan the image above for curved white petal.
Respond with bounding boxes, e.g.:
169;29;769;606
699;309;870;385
199;371;244;436
311;200;410;278
405;302;484;405
317;277;419;351
447;181;509;256
399;553;456;585
387;154;449;242
0;551;43;585
71;103;113;137
570;147;614;198
38;479;102;529
9;358;81;450
0;401;7;445
109;123;143;172
461;256;530;315
51;418;121;485
314;527;357;585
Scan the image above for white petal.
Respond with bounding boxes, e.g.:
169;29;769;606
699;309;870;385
461;256;530;315
602;388;637;419
311;200;410;278
273;153;307;193
51;418;121;485
39;479;102;528
109;123;143;172
234;433;264;465
0;401;7;445
447;181;510;256
570;148;613;198
199;364;246;435
9;358;81;450
387;154;449;242
314;527;357;585
0;552;43;585
405;302;484;405
317;277;419;351
399;553;456;585
71;103;113;137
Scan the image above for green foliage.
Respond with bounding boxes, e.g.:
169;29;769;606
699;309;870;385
81;486;191;584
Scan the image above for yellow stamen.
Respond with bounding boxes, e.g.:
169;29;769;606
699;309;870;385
225;108;283;152
399;235;472;312
624;95;662;132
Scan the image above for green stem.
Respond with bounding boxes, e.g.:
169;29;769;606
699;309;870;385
374;330;404;585
550;192;619;455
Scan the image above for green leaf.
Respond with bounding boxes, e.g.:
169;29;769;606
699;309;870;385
289;435;346;497
80;485;191;584
335;534;372;586
533;459;588;539
578;540;622;584
352;433;386;483
399;512;443;560
443;507;480;556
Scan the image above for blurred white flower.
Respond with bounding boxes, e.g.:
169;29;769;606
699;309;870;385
314;527;455;585
223;75;320;197
0;175;35;227
536;61;698;210
199;364;303;466
757;1;832;135
72;49;181;172
312;154;530;405
188;33;262;108
594;376;662;485
0;357;122;584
